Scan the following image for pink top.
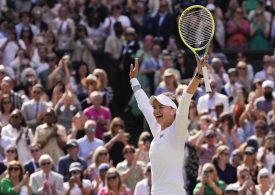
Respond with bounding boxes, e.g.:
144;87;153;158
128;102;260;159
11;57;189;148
98;186;132;195
84;105;112;139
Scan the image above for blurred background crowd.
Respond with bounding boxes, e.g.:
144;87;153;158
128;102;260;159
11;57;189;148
0;0;274;194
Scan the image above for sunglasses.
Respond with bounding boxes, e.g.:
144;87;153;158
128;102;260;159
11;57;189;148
41;161;51;166
245;152;254;155
107;175;118;181
6;150;16;153
33;91;41;94
31;149;40;153
11;115;20;119
205;169;214;173
9;167;20;171
3;101;11;104
124;150;135;155
99;152;108;156
260;175;269;179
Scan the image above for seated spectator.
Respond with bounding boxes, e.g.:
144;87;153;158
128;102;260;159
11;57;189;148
254;55;274;81
1;109;34;164
193;162;226;195
137;131;152;165
197;80;229;118
240;146;263;184
63;162;93;195
57;139;87;182
0;94;13;126
255;168;271;195
134;162;152;195
257;133;275;174
68;111;87;140
254;80;274;114
226;166;256;194
116;144;145;193
24;143;42;175
235;61;252;93
30;154;64;194
85;146;110;182
34;108;67;166
0;145;18;177
0;160;32;194
97;167;131;195
97;163;110;190
211;145;237;184
77;120;103;164
103;117;128;166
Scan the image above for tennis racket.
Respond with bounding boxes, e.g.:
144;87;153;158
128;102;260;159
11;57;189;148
178;5;215;93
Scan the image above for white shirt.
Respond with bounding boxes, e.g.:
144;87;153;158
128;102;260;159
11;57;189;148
63;179;92;195
134;178;151;195
131;78;189;195
103;15;131;35
77;135;103;164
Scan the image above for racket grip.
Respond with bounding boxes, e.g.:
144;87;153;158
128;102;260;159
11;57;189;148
202;66;211;93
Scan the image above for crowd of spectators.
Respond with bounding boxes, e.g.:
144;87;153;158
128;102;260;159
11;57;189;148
0;0;274;194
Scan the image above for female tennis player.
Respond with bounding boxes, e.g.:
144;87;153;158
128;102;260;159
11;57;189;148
129;56;208;194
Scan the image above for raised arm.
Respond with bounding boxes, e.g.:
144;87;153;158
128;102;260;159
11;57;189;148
129;58;159;137
174;56;208;142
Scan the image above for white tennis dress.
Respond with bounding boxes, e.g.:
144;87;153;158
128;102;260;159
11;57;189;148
131;78;191;195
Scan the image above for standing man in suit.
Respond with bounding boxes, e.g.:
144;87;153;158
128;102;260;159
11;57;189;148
21;83;49;131
24;143;42;175
30;154;64;195
152;0;177;48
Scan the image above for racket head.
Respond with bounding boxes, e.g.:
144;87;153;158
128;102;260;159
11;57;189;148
178;5;215;54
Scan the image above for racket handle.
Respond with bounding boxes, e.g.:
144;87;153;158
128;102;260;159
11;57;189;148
202;66;211;93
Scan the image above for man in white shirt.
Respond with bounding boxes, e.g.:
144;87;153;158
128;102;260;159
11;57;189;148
77;120;103;165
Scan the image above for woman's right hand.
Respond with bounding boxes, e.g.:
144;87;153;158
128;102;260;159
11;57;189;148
129;58;139;79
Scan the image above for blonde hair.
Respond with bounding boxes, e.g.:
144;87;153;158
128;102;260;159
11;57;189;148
201;163;219;181
93;69;108;89
92;146;109;167
212;145;229;164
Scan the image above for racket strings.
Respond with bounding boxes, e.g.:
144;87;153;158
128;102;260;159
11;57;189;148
179;9;213;48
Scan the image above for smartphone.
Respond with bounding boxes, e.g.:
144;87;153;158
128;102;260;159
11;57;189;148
204;171;209;178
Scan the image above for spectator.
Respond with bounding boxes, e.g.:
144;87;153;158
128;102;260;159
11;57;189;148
139;43;163;95
211;145;237;184
77;120;104;164
1;76;23;109
226;7;250;49
1;109;34;164
255;168;271;195
97;163;110;190
134;162;152;195
57;139;87;182
235;60;252;93
21;83;49;130
50;5;75;56
83;91;112;139
137;131;152;165
30;154;64;194
154;68;180;95
68;111;87;140
19;26;34;55
31;6;48;35
103;117;128;166
240;146;263;183
34;108;67;166
15;11;38;38
24;143;42;175
0;145;18;176
193;162;225;195
63;162;93;195
0;94;13;126
254;55;274;81
0;160;32;195
249;9;270;49
97;167;131;195
55;90;81;130
93;68;113;108
226;166;256;194
257;133;275;174
254;80;274;114
197;79;229;118
85;146;110;183
71;25;96;71
175;50;193;80
79;74;99;110
116;144;145;193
